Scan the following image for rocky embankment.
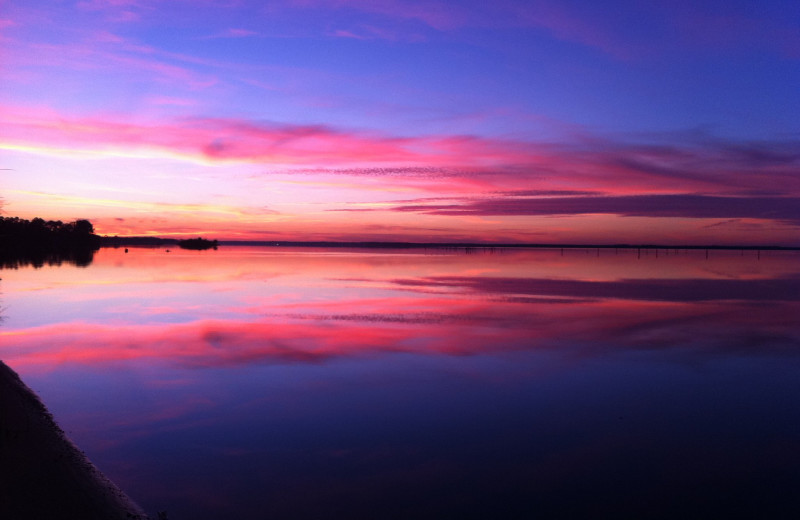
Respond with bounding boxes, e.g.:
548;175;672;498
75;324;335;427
0;361;149;519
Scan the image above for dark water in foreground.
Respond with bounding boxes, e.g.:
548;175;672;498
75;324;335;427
2;246;799;519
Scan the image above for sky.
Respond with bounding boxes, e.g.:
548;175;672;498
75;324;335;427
1;0;799;245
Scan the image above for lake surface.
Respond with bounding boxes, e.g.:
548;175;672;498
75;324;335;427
2;246;800;519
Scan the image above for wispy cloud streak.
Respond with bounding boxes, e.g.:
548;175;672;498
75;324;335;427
392;194;800;224
2;105;799;196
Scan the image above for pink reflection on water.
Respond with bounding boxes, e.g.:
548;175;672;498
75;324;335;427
2;247;799;374
2;246;800;519
0;299;662;366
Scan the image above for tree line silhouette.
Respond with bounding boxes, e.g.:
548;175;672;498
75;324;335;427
0;216;100;268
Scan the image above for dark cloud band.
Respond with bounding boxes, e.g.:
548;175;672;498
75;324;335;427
392;194;800;224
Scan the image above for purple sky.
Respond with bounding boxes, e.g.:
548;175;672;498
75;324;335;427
1;0;799;244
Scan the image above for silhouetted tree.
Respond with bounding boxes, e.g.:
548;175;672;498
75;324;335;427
0;216;100;268
74;219;94;235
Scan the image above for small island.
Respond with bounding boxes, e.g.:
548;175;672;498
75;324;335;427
177;237;219;250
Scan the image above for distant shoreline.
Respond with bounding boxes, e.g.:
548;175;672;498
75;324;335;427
99;237;800;251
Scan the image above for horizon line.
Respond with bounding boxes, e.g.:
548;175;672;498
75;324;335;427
99;236;800;251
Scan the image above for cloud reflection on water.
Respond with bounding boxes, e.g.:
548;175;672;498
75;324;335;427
3;247;800;519
3;247;799;371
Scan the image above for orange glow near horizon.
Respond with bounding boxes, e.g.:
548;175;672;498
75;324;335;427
3;104;799;245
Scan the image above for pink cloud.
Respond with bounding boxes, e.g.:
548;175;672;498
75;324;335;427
2;104;799;199
90;30;127;43
290;1;799;58
75;0;145;23
503;1;641;59
75;0;146;19
201;28;262;39
1;38;219;89
327;23;425;42
145;95;198;107
0;104;526;169
225;28;259;37
286;0;638;56
291;0;468;31
331;29;368;40
76;0;143;8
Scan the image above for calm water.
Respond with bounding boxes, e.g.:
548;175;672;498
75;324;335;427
2;246;800;519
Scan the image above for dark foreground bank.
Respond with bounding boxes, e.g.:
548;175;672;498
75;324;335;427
0;360;149;520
